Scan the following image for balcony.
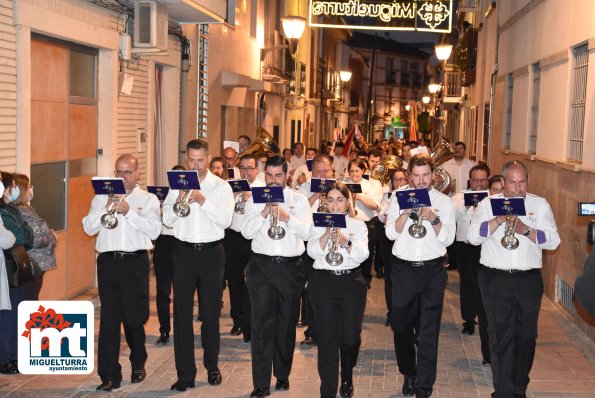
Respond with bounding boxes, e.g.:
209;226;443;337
262;30;291;84
443;70;462;101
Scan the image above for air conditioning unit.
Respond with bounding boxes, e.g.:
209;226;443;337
133;0;168;53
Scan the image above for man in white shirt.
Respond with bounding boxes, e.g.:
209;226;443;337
385;154;456;397
162;139;235;392
451;164;491;365
223;146;241;180
467;161;560;398
83;154;162;392
294;147;318;186
224;154;265;343
366;147;387;279
290;142;306;171
441;141;476;194
241;156;312;397
332;142;349;181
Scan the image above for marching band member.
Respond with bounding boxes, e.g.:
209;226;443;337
332;142;349;181
366;148;387;279
307;182;369;398
162;139;235;391
344;159;382;289
241;155;312;397
385;154;455;397
467;161;560;398
294;147;318;185
224;154;265;343
82;154;161;391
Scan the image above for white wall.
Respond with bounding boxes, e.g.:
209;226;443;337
510;71;529;152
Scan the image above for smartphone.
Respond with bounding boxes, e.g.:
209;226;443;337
578;202;595;216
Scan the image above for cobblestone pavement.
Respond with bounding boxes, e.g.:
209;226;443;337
1;270;595;398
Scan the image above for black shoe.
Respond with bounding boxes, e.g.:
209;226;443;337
513;395;526;398
208;369;222;385
170;380;195;392
275;379;290;390
131;368;146;383
156;332;169;345
415;390;430;398
339;380;354;398
482;358;491;365
300;336;316;346
230;325;242;336
461;325;475;335
250;387;271;397
243;331;251;343
0;360;19;374
385;317;390;326
366;282;372;289
402;377;416;396
96;381;121;391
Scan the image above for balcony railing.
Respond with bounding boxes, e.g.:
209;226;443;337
444;71;462;97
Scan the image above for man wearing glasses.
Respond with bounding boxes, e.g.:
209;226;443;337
223;146;241;179
224;154;265;343
83;154;162;391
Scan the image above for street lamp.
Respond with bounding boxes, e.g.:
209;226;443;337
422;96;430;104
435;43;453;62
281;16;307;56
428;83;441;94
339;70;352;82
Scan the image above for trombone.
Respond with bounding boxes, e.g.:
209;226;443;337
101;194;123;229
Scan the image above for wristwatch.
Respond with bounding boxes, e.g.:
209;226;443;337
523;227;533;236
430;216;441;226
340;240;352;249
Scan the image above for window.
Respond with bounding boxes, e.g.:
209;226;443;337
69;47;97;100
250;0;257;38
226;0;236;25
503;73;513;149
528;63;541;154
568;43;588;162
197;24;209;138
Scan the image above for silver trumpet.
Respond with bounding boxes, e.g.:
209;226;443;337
173;189;192;217
101;195;122;229
317;192;329;213
501;215;520;250
267;203;286;240
234;193;246;214
408;207;427;239
325;227;344;266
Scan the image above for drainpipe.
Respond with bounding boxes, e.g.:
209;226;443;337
178;37;191;165
487;9;500;165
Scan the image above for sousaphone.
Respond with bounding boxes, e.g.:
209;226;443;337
236;126;279;165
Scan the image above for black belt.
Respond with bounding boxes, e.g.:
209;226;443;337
396;256;444;268
253;253;301;263
182;240;222;250
482;265;540;274
315;267;361;276
103;250;147;259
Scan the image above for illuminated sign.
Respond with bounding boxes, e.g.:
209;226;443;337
309;0;453;32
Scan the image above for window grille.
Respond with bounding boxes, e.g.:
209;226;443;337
503;74;513;149
528;63;541;154
197;24;209;138
568;44;588;162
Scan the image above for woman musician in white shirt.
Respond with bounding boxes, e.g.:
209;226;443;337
307;182;369;398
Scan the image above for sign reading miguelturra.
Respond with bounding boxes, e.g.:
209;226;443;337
309;0;453;32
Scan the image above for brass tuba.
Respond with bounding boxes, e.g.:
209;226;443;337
429;138;456;195
370;155;403;185
236;126;280;165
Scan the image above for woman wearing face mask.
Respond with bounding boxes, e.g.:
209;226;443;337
0;171;34;375
307;182;369;398
344;159;382;289
13;173;58;301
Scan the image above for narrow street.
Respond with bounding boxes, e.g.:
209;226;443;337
1;270;594;397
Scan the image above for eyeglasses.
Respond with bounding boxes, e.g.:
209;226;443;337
114;168;137;177
239;167;257;172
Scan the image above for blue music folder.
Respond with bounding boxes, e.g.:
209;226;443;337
91;178;125;195
362;174;370;180
228;179;251;193
227;168;235;179
345;183;363;194
167;170;200;190
252;186;284;204
310;178;336;193
147;186;170;201
313;212;347;229
464;190;489;207
490;197;527;216
306;159;313;172
396;188;432;209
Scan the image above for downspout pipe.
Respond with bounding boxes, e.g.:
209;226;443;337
487;8;500;165
179;37;191;165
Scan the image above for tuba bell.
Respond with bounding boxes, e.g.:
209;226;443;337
236;126;280;165
429;138;456;195
370;155;403;185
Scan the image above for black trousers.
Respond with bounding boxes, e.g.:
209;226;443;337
298;249;316;339
378;225;394;318
361;219;376;284
373;216;385;275
455;241;490;362
246;255;305;389
172;240;225;383
97;252;150;384
309;270;367;397
391;257;447;395
223;229;252;333
479;265;543;398
153;234;177;334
